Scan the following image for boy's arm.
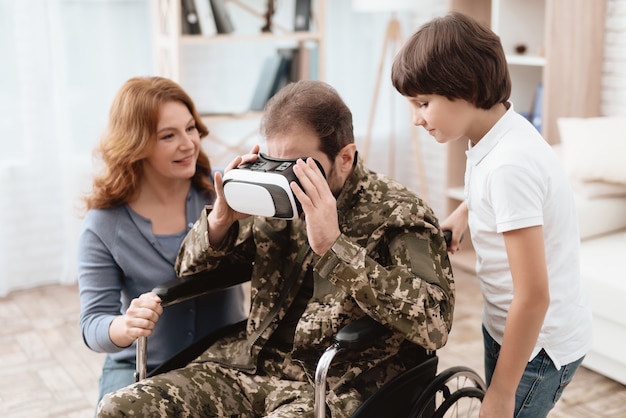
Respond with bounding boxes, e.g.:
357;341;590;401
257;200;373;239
440;200;468;253
482;225;550;417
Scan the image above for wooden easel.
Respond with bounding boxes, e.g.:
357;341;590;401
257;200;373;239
361;15;429;201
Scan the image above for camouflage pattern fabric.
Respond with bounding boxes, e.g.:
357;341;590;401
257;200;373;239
97;345;365;417
97;158;455;417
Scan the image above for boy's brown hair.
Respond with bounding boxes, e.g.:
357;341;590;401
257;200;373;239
391;12;511;109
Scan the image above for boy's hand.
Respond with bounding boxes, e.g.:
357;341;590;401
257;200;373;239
440;201;468;253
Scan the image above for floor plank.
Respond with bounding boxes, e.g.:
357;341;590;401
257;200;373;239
0;269;624;417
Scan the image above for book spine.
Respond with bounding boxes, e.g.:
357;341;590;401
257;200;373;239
194;0;217;36
209;0;235;34
181;0;201;35
271;51;293;94
250;54;282;111
294;0;312;31
530;83;543;132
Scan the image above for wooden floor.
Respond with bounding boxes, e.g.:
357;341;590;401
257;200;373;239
0;266;625;417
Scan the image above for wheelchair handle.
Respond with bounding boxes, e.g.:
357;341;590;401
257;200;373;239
443;230;464;247
443;230;452;246
135;336;147;382
132;261;253;383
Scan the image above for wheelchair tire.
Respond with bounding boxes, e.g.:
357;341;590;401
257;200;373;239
431;387;484;418
409;366;486;418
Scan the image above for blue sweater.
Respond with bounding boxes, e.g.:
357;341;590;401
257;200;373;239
77;186;246;369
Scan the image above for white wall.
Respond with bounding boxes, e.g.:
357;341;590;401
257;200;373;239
0;0;622;294
180;0;450;216
0;0;153;296
325;0;449;217
602;0;626;115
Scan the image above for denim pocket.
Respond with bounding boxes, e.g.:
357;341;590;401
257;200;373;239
482;325;501;386
553;356;585;403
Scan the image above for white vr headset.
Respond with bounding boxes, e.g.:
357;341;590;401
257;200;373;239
222;153;325;220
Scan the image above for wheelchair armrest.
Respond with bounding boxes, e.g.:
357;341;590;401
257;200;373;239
152;261;253;307
334;315;391;350
314;316;393;417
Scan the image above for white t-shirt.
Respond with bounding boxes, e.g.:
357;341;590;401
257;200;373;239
465;104;593;369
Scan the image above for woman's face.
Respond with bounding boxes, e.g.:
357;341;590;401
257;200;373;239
144;100;201;182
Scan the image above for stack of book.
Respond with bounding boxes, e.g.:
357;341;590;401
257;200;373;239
183;0;313;36
249;45;318;111
182;0;234;35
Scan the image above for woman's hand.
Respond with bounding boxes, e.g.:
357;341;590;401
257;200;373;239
109;292;163;348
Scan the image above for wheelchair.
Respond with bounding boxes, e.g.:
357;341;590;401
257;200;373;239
136;260;486;418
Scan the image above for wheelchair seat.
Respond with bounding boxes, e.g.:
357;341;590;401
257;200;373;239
137;262;486;418
315;315;485;418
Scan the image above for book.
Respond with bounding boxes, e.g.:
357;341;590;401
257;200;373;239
296;44;319;80
209;0;234;34
181;0;201;35
274;49;295;91
250;53;292;111
286;48;300;83
250;54;283;111
302;44;318;80
194;0;217;36
294;0;312;31
529;83;543;133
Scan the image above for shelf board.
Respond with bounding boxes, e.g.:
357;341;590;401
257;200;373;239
447;186;465;201
200;111;263;123
506;54;546;67
181;32;323;45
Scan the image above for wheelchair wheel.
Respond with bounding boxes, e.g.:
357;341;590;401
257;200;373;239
409;366;486;418
430;387;484;418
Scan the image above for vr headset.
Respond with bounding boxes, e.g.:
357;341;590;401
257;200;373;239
222;153;325;220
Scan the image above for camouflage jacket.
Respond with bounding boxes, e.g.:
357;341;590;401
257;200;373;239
175;158;454;405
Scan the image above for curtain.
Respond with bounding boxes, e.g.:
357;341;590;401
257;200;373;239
0;0;450;296
0;0;152;296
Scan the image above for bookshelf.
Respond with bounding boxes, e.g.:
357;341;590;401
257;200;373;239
446;0;605;273
152;0;327;167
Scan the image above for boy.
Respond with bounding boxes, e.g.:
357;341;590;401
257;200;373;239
391;12;592;418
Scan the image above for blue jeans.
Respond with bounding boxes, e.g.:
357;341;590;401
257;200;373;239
97;355;135;407
482;325;584;418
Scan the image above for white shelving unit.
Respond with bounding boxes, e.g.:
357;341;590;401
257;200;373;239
492;0;546;119
445;0;548;272
444;0;605;273
152;0;327;167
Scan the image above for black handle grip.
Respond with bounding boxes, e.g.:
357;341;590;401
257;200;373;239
443;230;452;246
443;230;464;247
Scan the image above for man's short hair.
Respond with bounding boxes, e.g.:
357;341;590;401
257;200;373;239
391;12;511;109
261;80;354;162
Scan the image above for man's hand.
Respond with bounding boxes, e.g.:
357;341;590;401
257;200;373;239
291;157;341;255
208;145;259;246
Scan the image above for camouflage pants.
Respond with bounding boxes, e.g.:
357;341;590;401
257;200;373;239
96;360;360;418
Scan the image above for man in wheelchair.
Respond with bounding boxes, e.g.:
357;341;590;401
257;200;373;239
97;80;455;417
